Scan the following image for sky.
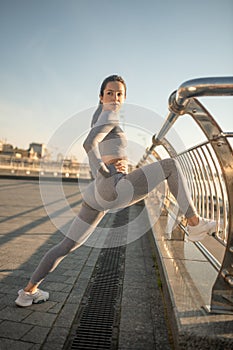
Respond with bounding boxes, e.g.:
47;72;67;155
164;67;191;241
0;0;232;161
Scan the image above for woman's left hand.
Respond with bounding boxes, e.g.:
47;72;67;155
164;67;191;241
114;160;128;174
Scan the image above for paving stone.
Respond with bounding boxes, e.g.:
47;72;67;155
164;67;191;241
46;302;64;314
0;320;33;340
21;325;50;343
0;283;20;293
118;331;155;350
30;345;41;350
45;274;71;283
60;284;73;293
46;290;68;303
0;306;32;322
22;311;56;327
118;229;172;350
0;295;9;311
0;338;33;350
45;282;71;292
61;269;81;277
77;265;96;279
120;306;154;333
42;326;70;349
63;276;77;284
28;300;58;313
54;303;80;328
66;288;85;304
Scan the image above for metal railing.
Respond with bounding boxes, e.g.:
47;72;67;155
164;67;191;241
138;77;233;314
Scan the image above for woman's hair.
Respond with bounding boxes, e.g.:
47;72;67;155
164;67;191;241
91;74;126;127
99;74;126;98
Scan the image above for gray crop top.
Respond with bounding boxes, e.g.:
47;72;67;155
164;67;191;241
83;111;127;177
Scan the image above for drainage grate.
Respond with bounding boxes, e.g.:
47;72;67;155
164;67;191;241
69;208;129;350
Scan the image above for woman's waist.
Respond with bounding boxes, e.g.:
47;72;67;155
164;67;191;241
104;157;128;165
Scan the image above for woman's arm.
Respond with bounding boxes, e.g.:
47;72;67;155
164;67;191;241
83;111;118;177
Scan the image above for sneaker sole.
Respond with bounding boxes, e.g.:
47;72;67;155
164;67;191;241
33;298;49;304
189;228;217;242
15;301;33;307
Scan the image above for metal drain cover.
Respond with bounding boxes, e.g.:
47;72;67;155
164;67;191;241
69;208;129;350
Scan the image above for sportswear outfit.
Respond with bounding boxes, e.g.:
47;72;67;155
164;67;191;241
15;110;216;306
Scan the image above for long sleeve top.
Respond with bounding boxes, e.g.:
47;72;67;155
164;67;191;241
83;110;127;178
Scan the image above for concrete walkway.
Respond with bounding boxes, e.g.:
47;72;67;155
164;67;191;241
0;178;172;350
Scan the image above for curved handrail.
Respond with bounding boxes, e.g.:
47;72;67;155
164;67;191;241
147;77;233;148
173;76;233;108
139;76;233;314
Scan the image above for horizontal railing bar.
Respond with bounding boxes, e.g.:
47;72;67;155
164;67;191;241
153;77;233;147
194;241;222;272
175;76;233;107
220;131;233;137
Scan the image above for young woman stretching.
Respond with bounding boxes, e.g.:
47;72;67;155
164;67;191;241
15;75;216;307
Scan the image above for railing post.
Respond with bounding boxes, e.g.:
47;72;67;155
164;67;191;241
182;98;233;314
140;77;233;314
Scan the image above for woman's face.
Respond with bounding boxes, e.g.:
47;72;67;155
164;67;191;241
100;81;126;112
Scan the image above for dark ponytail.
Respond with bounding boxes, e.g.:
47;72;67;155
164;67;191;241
91;102;103;127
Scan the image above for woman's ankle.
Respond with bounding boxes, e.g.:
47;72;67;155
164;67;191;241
187;216;199;226
24;282;38;294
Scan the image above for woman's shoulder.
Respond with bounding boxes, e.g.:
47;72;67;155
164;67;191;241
94;111;119;127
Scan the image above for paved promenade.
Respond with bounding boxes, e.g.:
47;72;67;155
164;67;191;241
0;178;172;350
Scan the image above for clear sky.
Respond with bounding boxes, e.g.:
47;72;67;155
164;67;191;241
0;0;232;161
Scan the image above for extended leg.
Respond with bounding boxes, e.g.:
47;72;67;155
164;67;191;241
27;202;105;288
119;158;197;218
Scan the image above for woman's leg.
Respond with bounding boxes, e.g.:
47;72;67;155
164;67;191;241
24;201;105;291
28;157;195;290
117;158;197;218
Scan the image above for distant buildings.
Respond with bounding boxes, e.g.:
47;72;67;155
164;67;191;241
29;143;46;159
0;140;91;179
0;143;15;156
0;141;46;159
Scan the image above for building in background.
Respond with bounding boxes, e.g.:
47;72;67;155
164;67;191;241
0;141;46;159
0;140;91;179
29;143;46;159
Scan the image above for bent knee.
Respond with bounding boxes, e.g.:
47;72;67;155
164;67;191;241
161;157;179;169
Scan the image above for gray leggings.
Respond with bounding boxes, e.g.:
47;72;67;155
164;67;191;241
30;158;197;285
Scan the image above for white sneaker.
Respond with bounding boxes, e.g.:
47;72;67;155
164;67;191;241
15;288;49;307
187;217;216;242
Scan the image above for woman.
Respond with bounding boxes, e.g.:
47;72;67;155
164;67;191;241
15;74;216;307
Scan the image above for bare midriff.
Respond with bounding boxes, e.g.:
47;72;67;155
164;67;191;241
103;156;127;164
